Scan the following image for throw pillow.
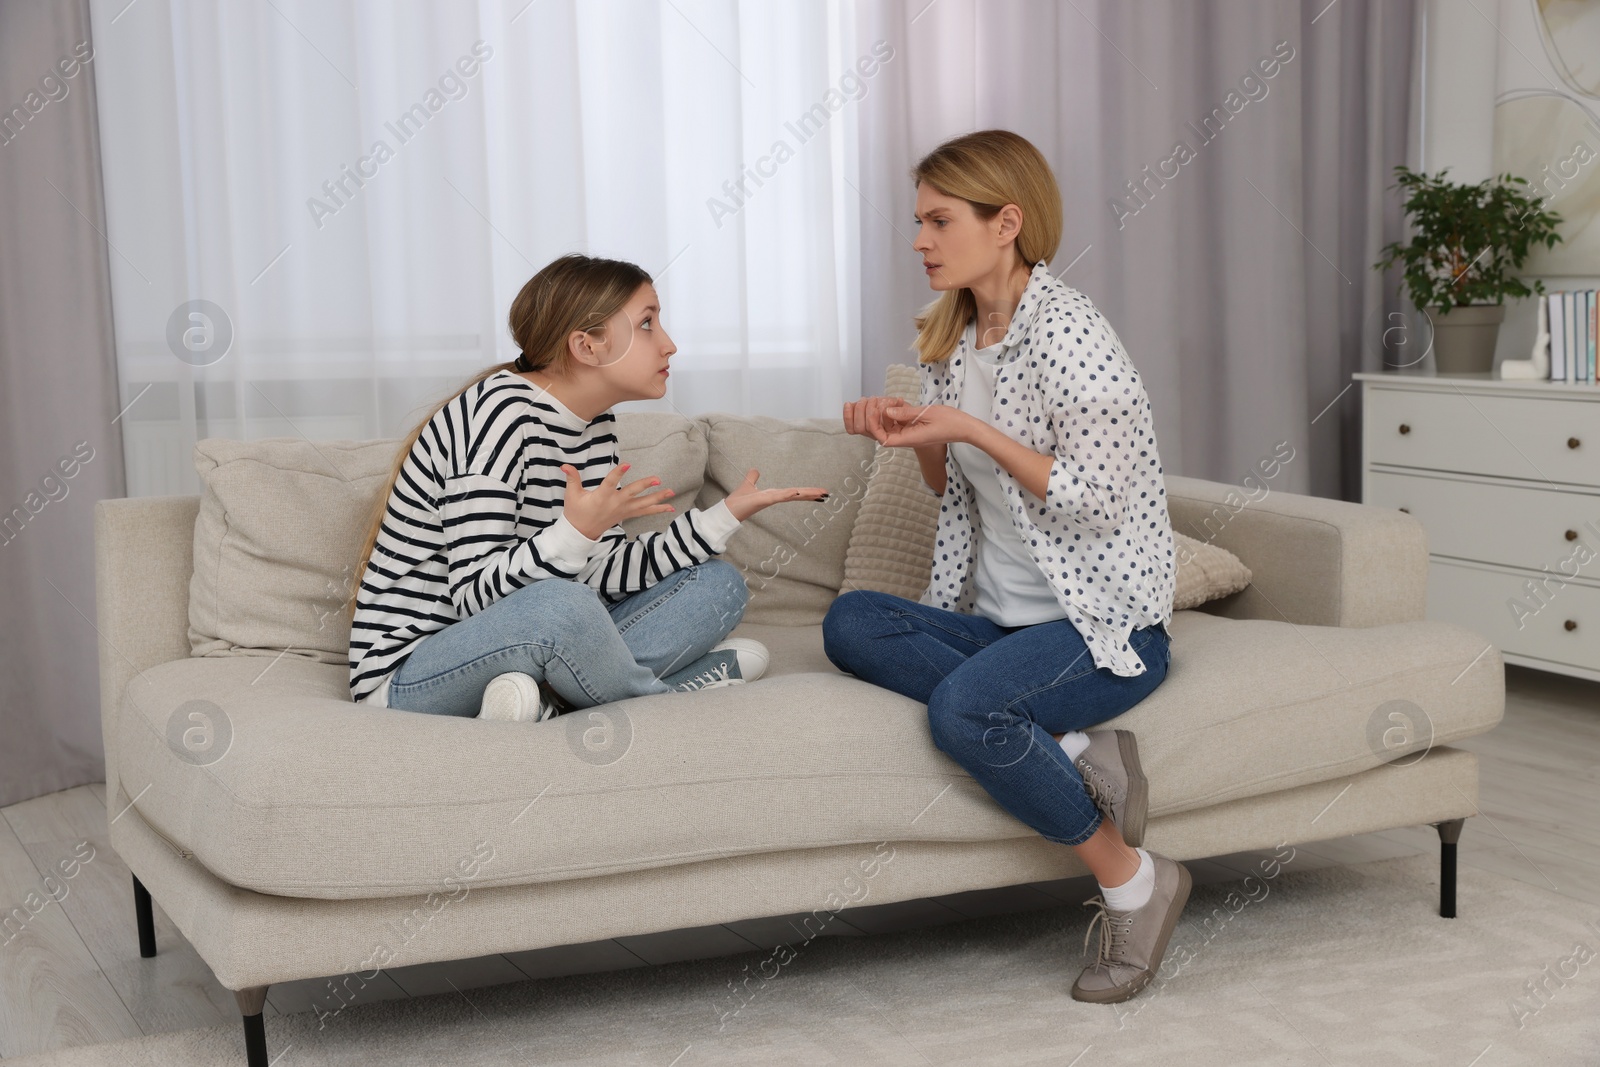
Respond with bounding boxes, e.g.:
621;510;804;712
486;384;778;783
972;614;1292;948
1171;531;1252;610
188;412;707;666
839;364;940;602
694;412;877;626
189;437;399;665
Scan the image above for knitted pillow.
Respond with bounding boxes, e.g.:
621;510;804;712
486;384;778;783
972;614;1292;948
1171;532;1253;610
839;364;940;602
839;364;1252;610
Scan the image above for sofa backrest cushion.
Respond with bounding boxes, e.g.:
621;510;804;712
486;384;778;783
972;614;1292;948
694;413;877;625
189;437;398;666
611;412;710;536
187;411;708;669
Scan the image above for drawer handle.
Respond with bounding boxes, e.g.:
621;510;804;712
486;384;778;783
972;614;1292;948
1569;436;1581;449
1398;424;1411;435
1567;529;1579;541
1565;619;1578;632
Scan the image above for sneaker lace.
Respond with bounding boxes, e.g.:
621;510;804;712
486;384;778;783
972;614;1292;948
679;662;733;691
1075;758;1111;806
1081;894;1134;968
537;680;571;717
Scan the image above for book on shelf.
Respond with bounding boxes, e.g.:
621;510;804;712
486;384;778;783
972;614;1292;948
1544;288;1599;384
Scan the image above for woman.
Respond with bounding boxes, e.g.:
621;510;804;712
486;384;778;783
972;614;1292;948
822;130;1185;1005
348;253;827;721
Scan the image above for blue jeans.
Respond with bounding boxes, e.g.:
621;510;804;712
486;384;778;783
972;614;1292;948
387;559;749;717
821;590;1172;847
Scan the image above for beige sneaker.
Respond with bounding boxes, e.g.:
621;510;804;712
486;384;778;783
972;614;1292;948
1074;729;1149;848
1070;851;1192;1004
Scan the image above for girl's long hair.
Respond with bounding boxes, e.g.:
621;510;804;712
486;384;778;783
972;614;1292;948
343;253;652;617
911;130;1064;364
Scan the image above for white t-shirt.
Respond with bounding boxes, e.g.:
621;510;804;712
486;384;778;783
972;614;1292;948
946;324;1069;627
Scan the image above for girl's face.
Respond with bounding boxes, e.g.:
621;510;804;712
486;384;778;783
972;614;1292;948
583;283;676;401
911;183;1016;291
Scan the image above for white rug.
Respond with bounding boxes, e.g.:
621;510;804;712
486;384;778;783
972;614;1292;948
11;853;1599;1066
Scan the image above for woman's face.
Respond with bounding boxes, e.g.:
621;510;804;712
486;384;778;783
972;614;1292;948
912;183;1014;291
586;283;676;401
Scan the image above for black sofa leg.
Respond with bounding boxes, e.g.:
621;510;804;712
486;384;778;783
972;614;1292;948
1434;818;1466;918
133;874;157;957
235;986;269;1067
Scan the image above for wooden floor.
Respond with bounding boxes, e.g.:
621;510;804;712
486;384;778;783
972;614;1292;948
2;663;1595;1059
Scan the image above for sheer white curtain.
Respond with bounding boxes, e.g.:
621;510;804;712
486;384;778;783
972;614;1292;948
89;0;864;497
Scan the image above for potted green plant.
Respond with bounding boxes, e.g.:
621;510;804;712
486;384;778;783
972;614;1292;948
1374;165;1563;375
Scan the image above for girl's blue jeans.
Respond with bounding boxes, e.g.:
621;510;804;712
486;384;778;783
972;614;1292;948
387;560;749;717
821;589;1172;847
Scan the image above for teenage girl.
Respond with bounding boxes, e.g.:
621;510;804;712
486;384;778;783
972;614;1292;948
348;254;827;722
822;130;1188;1005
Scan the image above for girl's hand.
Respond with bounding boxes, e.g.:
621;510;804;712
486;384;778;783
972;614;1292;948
560;463;676;541
842;396;901;444
878;402;979;449
724;469;829;522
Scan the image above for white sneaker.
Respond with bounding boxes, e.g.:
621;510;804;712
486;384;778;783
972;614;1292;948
711;638;770;682
478;672;559;722
670;638;771;692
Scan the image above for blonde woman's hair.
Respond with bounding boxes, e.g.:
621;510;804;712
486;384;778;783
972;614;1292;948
343;253;652;617
910;130;1063;364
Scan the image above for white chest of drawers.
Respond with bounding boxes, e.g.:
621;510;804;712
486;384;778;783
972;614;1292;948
1355;372;1600;682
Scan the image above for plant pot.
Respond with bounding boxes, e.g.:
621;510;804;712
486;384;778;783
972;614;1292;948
1426;303;1505;375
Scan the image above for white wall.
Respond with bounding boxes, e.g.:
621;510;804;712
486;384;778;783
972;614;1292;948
1419;0;1600;371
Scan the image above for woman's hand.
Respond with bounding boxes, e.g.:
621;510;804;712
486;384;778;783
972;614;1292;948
560;463;675;541
877;402;979;449
843;396;901;444
724;469;829;522
844;397;970;496
843;396;980;448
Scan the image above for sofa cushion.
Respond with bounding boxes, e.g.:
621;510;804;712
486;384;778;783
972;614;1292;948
188;437;400;667
840;367;939;603
186;412;705;673
840;363;1253;610
838;444;938;603
694;413;878;625
119;611;1502;900
1172;532;1253;610
612;411;708;536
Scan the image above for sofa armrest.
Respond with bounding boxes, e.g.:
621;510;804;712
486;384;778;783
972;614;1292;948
94;495;200;801
1164;475;1427;628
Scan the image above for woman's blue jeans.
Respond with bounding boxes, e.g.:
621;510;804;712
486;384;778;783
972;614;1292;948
387;559;749;717
821;590;1172;847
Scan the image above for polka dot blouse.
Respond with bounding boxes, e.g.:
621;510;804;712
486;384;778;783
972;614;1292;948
916;258;1176;677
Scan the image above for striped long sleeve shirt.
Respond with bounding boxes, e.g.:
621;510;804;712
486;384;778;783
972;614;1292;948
348;369;742;706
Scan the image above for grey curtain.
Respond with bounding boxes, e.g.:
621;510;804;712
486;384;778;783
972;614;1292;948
855;0;1418;503
0;0;124;806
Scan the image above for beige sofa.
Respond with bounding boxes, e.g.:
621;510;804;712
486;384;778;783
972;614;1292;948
93;393;1504;1066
